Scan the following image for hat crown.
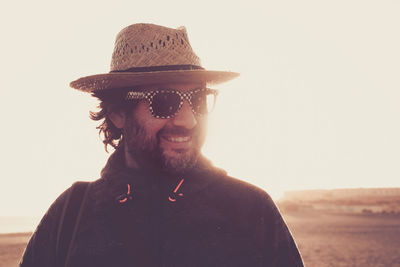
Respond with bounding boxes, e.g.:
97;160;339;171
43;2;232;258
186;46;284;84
110;23;201;72
70;23;239;92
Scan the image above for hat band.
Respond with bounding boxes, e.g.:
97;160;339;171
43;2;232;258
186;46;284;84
110;64;204;73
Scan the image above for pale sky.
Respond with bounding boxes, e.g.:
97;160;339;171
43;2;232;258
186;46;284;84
1;0;399;216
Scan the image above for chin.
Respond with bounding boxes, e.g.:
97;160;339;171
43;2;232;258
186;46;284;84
161;148;199;174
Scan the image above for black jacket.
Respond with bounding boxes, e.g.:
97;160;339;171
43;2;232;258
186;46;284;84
20;150;303;267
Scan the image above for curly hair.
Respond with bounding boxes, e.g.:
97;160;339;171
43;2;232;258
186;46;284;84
90;88;140;152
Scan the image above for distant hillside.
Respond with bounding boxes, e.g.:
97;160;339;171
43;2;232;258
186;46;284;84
277;188;400;214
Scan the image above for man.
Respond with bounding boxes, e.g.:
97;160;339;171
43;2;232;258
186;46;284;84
20;23;303;267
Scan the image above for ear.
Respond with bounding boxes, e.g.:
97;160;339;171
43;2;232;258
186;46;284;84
109;111;126;129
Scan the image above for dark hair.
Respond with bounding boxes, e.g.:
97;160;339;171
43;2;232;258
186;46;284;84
89;88;139;152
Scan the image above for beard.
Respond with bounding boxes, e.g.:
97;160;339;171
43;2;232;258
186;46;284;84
123;116;204;174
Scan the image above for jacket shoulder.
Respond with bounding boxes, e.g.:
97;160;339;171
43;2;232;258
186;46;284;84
209;169;273;204
20;182;88;266
209;172;304;266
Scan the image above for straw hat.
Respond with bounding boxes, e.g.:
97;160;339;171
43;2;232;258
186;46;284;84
70;23;239;92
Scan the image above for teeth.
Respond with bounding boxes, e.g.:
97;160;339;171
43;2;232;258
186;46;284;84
165;136;191;142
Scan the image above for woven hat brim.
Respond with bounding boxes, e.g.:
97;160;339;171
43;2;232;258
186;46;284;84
70;70;239;92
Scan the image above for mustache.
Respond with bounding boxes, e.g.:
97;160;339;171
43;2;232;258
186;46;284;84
158;126;197;137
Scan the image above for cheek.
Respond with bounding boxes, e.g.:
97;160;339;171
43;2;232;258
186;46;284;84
133;101;152;122
133;101;167;135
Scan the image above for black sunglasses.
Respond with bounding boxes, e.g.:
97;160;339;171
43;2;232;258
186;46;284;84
125;88;218;119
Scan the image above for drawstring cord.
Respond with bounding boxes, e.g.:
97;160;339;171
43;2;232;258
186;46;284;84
117;178;184;204
168;178;184;202
118;184;133;203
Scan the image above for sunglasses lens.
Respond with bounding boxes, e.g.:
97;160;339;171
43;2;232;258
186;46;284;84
151;91;181;118
192;90;216;115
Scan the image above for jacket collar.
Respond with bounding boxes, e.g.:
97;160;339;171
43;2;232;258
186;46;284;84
98;147;227;197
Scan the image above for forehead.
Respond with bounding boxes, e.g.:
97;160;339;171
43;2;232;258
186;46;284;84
137;82;206;92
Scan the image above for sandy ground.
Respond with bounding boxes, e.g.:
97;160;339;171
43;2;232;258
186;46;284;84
2;212;400;267
283;211;400;267
0;232;31;267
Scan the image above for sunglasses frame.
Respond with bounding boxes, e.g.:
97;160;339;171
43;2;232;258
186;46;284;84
126;88;218;119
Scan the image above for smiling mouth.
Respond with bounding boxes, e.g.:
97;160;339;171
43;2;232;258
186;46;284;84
163;136;192;143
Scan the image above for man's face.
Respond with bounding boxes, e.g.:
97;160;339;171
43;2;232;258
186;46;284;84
123;83;208;174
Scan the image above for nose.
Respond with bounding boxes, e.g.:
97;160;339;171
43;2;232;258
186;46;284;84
172;101;197;129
